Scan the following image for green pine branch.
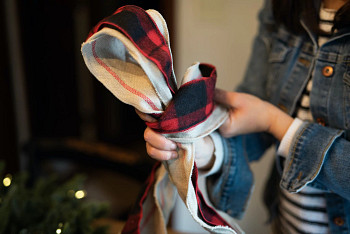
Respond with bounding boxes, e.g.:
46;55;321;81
0;161;110;234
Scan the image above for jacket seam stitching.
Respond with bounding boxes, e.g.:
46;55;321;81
220;138;232;208
309;129;343;181
286;124;309;173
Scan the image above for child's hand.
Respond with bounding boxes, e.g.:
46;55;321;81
214;89;293;141
143;127;178;161
143;127;215;169
136;109;215;170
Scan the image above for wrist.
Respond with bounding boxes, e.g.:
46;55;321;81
267;104;293;141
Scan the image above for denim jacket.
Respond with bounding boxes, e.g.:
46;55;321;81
207;0;350;232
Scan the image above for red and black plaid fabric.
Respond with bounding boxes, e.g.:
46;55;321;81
88;5;216;134
87;5;177;94
86;5;232;233
192;163;232;227
147;64;217;133
122;162;161;234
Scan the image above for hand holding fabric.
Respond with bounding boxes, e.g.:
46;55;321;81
136;109;216;169
82;5;238;232
215;89;293;141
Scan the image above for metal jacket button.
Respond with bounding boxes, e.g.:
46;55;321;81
334;217;345;226
322;66;333;77
316;118;326;126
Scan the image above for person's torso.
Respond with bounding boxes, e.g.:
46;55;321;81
266;26;350;135
266;22;350;233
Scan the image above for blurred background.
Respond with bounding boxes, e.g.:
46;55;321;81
0;0;274;233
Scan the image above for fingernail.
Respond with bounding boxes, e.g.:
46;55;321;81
170;142;177;150
170;151;178;159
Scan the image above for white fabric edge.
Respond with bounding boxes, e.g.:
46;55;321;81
277;118;304;157
185;155;238;234
199;131;224;177
164;105;229;142
81;28;172;110
146;9;178;87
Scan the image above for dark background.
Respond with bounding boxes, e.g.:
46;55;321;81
0;0;173;219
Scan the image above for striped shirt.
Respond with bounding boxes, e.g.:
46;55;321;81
279;6;336;234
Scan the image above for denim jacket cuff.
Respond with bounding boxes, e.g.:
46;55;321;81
280;122;344;192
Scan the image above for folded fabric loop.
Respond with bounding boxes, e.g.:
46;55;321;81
87;5;177;94
146;64;216;134
82;5;240;234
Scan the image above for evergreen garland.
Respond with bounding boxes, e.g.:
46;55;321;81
0;162;110;234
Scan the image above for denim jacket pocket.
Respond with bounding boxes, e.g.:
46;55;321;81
266;42;291;98
268;44;290;63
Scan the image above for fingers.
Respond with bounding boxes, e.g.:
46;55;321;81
218;109;237;137
135;109;157;122
214;88;237;107
136;110;178;160
144;127;178;160
146;142;178;161
144;128;177;150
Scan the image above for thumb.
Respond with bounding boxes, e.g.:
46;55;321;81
135;109;157;123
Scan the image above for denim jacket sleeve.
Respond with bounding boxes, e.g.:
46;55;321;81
206;132;275;219
206;0;277;219
206;135;253;219
280;121;350;200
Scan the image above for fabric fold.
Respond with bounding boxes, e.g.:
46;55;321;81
81;5;240;233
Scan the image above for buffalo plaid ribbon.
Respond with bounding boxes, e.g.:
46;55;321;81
82;5;237;233
88;5;215;134
88;5;177;96
147;64;217;133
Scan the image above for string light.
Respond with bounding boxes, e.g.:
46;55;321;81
56;222;63;234
3;174;12;187
74;190;86;199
